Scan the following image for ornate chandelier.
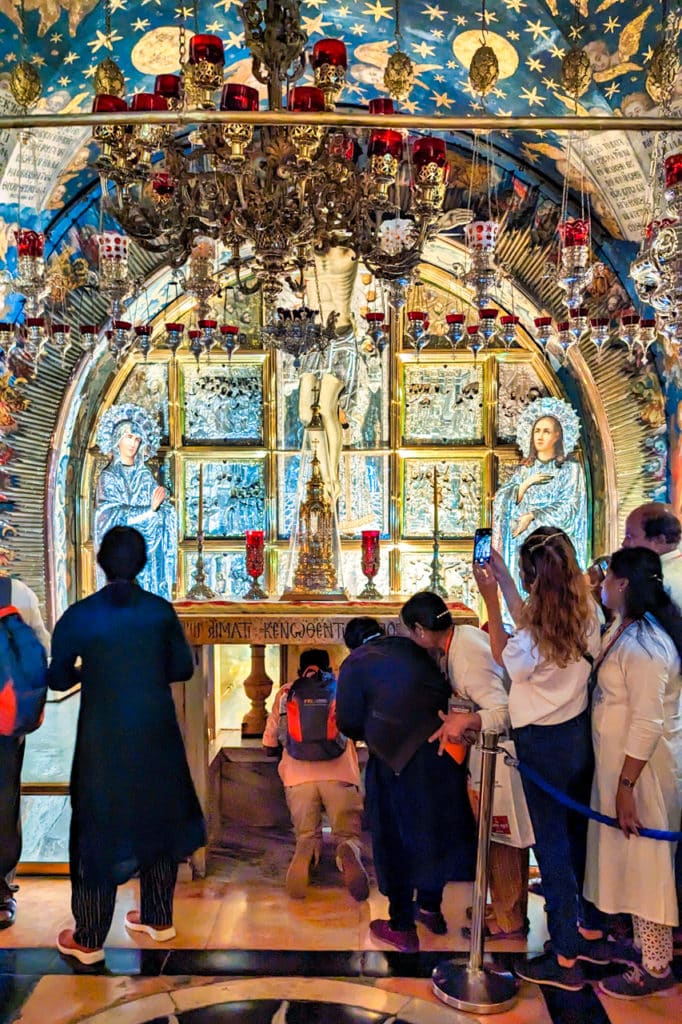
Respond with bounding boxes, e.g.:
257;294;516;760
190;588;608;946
90;0;450;313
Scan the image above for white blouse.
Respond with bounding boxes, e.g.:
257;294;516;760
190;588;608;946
448;624;510;735
503;615;601;729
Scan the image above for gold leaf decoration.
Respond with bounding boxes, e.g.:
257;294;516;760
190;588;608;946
561;47;592;100
383;49;415;102
469;44;499;96
646;38;680;105
94;57;126;98
9;61;42;108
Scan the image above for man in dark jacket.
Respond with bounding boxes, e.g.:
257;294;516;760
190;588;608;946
337;617;475;952
48;526;206;964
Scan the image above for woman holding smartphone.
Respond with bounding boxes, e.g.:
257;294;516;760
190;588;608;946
474;527;615;992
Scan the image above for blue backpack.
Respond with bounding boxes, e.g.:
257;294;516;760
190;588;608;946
0;577;48;737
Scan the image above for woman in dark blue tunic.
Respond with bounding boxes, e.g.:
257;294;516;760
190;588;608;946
48;526;206;964
337;617;475;952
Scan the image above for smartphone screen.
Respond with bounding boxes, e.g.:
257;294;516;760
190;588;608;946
473;527;492;564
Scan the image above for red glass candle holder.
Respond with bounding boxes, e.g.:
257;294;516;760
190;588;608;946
15;229;44;258
152;172;175;197
413;136;447;170
327;131;355;161
365;312;385;322
369;98;394;115
245;529;267;600
534;316;553;328
665;152;682;188
130;92;168;112
154;74;181;100
359;530;381;599
288;86;326;112
189;34;225;65
368;128;403;160
312;38;348;69
92;94;127;113
220;83;259;111
558;218;589;247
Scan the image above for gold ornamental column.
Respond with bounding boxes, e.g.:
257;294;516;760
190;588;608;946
241;644;275;737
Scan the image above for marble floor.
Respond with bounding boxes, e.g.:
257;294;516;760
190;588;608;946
0;873;680;1024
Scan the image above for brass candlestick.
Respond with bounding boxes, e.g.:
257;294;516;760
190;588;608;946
186;464;217;601
429;466;448;598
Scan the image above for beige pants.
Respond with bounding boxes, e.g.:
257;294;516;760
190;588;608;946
489;842;530;932
285;781;363;852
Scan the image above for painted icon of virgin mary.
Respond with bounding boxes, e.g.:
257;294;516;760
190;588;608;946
94;403;177;600
493;396;588;593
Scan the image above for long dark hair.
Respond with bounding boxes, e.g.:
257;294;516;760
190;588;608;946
518;527;592;667
400;591;453;631
610;546;682;660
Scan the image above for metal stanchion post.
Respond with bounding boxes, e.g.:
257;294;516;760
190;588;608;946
432;730;518;1014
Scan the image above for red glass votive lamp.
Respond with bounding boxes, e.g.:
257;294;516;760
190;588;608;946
245;529;267;599
479;308;499;320
152;172;175;197
413;136;447;169
534;316;553;328
188;34;225;65
369;98;394;115
112;320;131;331
198;318;217;329
220;83;259;111
558;218;589;247
366;312;385;323
130;93;168;112
92;94;127;113
368;128;403;160
288;86;326;112
134;324;152;336
312;38;347;69
665;152;682;188
328;132;355;161
15;229;44;259
500;314;519;325
165;322;184;334
446;313;465;324
359;530;381;599
154;74;181;100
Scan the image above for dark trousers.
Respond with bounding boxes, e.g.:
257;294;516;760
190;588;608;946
0;737;25;891
72;855;178;949
514;710;605;959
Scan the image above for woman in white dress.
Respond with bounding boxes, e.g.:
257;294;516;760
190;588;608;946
584;546;682;999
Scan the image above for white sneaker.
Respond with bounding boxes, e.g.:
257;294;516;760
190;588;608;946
125;910;176;941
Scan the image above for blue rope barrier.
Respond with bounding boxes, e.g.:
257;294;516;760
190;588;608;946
507;754;682;842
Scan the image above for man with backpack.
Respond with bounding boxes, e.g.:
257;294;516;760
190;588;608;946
263;648;369;902
0;575;50;929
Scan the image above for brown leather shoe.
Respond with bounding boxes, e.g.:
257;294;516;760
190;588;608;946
336;841;369;902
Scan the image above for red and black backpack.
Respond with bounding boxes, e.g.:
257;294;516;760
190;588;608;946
282;667;347;761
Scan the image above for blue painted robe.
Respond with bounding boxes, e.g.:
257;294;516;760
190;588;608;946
95;457;177;600
493;457;588;594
